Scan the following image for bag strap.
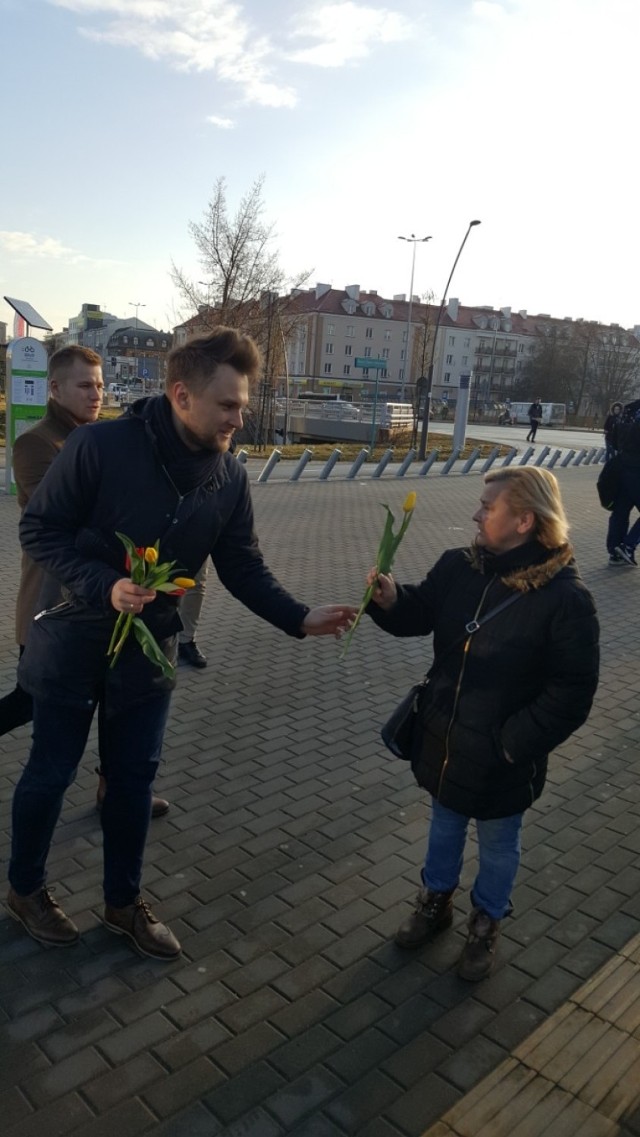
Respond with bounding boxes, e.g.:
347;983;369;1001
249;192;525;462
426;590;524;681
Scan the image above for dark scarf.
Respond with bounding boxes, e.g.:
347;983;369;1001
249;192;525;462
148;394;224;495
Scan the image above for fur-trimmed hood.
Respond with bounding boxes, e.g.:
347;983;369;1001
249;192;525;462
466;541;575;592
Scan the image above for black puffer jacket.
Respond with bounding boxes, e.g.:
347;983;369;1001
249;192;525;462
18;397;309;710
368;541;599;819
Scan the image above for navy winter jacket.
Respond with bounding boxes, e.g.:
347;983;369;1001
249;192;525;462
18;398;308;708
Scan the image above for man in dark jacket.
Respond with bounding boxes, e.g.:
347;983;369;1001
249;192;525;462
6;327;356;960
606;399;640;565
367;467;599;981
525;398;543;442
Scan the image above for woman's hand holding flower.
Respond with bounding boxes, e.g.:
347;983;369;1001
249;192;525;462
367;570;397;611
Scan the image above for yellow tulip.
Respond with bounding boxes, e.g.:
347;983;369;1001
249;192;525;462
144;547;158;564
172;577;196;589
403;491;417;514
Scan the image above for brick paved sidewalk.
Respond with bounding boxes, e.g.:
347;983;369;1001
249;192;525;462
1;467;639;1137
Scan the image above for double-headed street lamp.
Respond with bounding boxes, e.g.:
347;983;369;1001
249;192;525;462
398;234;431;402
128;301;146;328
418;220;481;460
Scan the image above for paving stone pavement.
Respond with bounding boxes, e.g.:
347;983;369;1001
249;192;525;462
1;465;639;1137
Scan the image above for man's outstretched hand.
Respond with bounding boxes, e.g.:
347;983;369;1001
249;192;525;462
302;605;358;638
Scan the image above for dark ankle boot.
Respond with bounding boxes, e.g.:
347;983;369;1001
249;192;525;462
395;887;454;948
457;907;500;981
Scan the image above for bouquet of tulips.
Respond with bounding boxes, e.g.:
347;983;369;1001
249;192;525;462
106;533;195;679
340;491;417;659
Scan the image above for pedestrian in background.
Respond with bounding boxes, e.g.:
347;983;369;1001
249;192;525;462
525;398;543;442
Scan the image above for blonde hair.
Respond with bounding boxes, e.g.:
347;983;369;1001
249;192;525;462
484;467;570;549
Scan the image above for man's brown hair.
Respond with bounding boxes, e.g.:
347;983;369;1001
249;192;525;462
49;345;103;383
166;327;262;394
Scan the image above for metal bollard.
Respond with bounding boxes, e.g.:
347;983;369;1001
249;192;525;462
319;449;341;480
440;447;461;476
481;447;500;474
534;445;550;467
346;448;369;479
289;448;314;481
573;449;586;466
596;448;606;463
584;448;597;465
235;448;249;464
547;449;562;468
519;446;535;465
257;448;281;483
372;449;394;478
501;448;517;467
560;449;576;467
396;448;417;477
418;449;439;476
461;448;480;474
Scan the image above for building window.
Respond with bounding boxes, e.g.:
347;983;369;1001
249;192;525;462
146;338;154;347
400;349;406;361
325;342;334;354
444;373;451;383
403;330;408;341
362;368;370;378
122;336;128;344
446;354;453;364
327;323;335;335
384;329;391;340
364;346;372;358
133;337;139;346
380;368;388;378
382;348;390;359
324;363;332;374
462;356;468;366
365;327;373;339
464;337;470;347
399;368;404;381
518;343;524;352
448;336;455;346
343;364;351;376
344;345;352;356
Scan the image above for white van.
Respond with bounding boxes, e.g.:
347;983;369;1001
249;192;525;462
508;402;566;428
107;383;125;399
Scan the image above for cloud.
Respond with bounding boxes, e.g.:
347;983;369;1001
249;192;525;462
48;0;297;108
0;230;118;267
206;114;235;129
0;231;80;260
286;2;413;67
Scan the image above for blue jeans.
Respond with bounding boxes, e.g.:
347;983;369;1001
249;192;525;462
9;692;171;907
421;798;523;920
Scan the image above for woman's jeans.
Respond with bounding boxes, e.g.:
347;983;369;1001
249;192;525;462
421;798;523;920
9;692;171;908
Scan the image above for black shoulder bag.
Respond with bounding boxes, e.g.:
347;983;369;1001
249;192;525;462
381;591;523;759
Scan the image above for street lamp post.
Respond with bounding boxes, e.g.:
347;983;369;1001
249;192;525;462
129;301;146;328
398;234;431;403
128;302;146;391
418;220;481;460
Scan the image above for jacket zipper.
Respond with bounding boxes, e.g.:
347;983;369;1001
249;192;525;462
436;579;494;799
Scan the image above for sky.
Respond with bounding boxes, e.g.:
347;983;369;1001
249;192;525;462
2;0;639;340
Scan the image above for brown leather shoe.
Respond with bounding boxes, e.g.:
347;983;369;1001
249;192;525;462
103;895;181;960
95;769;169;819
6;886;79;947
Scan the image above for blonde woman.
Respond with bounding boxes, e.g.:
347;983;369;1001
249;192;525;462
368;468;599;981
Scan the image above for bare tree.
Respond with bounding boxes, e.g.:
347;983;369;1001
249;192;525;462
170;176;312;448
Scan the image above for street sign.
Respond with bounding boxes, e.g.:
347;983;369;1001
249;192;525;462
354;357;386;369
